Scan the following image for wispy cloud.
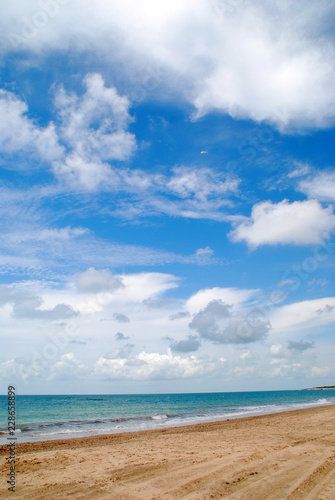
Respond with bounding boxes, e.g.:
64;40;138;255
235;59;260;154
298;171;335;202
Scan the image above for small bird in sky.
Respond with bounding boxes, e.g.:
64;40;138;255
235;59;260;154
200;151;208;154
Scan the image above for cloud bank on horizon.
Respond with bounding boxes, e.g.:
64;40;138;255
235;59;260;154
0;0;334;393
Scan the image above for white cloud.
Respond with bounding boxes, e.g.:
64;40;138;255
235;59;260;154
270;297;335;334
287;339;315;351
272;363;301;377
166;166;238;202
0;193;213;275
169;335;201;353
288;162;311;178
110;167;239;222
119;273;179;303
189;299;270;344
0;357;43;382
186;287;258;314
270;344;283;356
74;267;124;293
115;332;130;340
2;1;335;130
0;89;63;163
0;74;136;191
195;246;214;257
104;343;135;359
0;284;78;320
0;153;240;239
233;366;255;377
316;304;334;315
55;74;134;160
311;366;335;377
49;353;88;380
53;154;114;191
113;314;130;324
230;200;335;248
240;351;250;360
299;171;335;202
1;270;333;389
53;73;137;189
0;78;240;219
8;227;88;245
169;311;191;321
59;271;181;319
94;349;213;380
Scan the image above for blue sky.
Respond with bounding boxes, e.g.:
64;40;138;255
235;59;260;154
0;0;335;394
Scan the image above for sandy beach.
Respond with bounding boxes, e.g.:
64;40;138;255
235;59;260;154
1;405;334;499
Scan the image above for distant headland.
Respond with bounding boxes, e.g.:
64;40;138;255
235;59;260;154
303;386;335;390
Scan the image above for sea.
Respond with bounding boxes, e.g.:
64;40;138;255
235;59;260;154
1;390;335;444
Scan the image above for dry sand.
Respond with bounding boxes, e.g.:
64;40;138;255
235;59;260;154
1;405;335;499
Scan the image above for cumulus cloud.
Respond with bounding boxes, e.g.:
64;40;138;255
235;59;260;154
113;313;130;323
115;332;130;340
74;267;124;293
49;353;88;380
0;85;240;222
53;73;137;188
0;89;63;163
55;74;134;160
287;339;315;351
169;335;201;353
0;285;78;320
2;1;335;131
15;303;78;321
53;155;114;192
189;299;270;344
272;363;302;377
230;200;335;248
94;349;213;380
0;357;44;382
0;74;136;191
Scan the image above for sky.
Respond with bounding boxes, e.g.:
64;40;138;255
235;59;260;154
0;0;335;395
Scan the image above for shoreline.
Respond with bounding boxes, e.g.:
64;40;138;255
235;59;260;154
2;395;334;446
5;402;335;450
1;405;335;498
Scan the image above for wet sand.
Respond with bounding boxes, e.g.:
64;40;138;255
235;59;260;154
1;405;335;499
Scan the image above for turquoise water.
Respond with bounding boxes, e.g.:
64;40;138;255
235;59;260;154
1;390;335;443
